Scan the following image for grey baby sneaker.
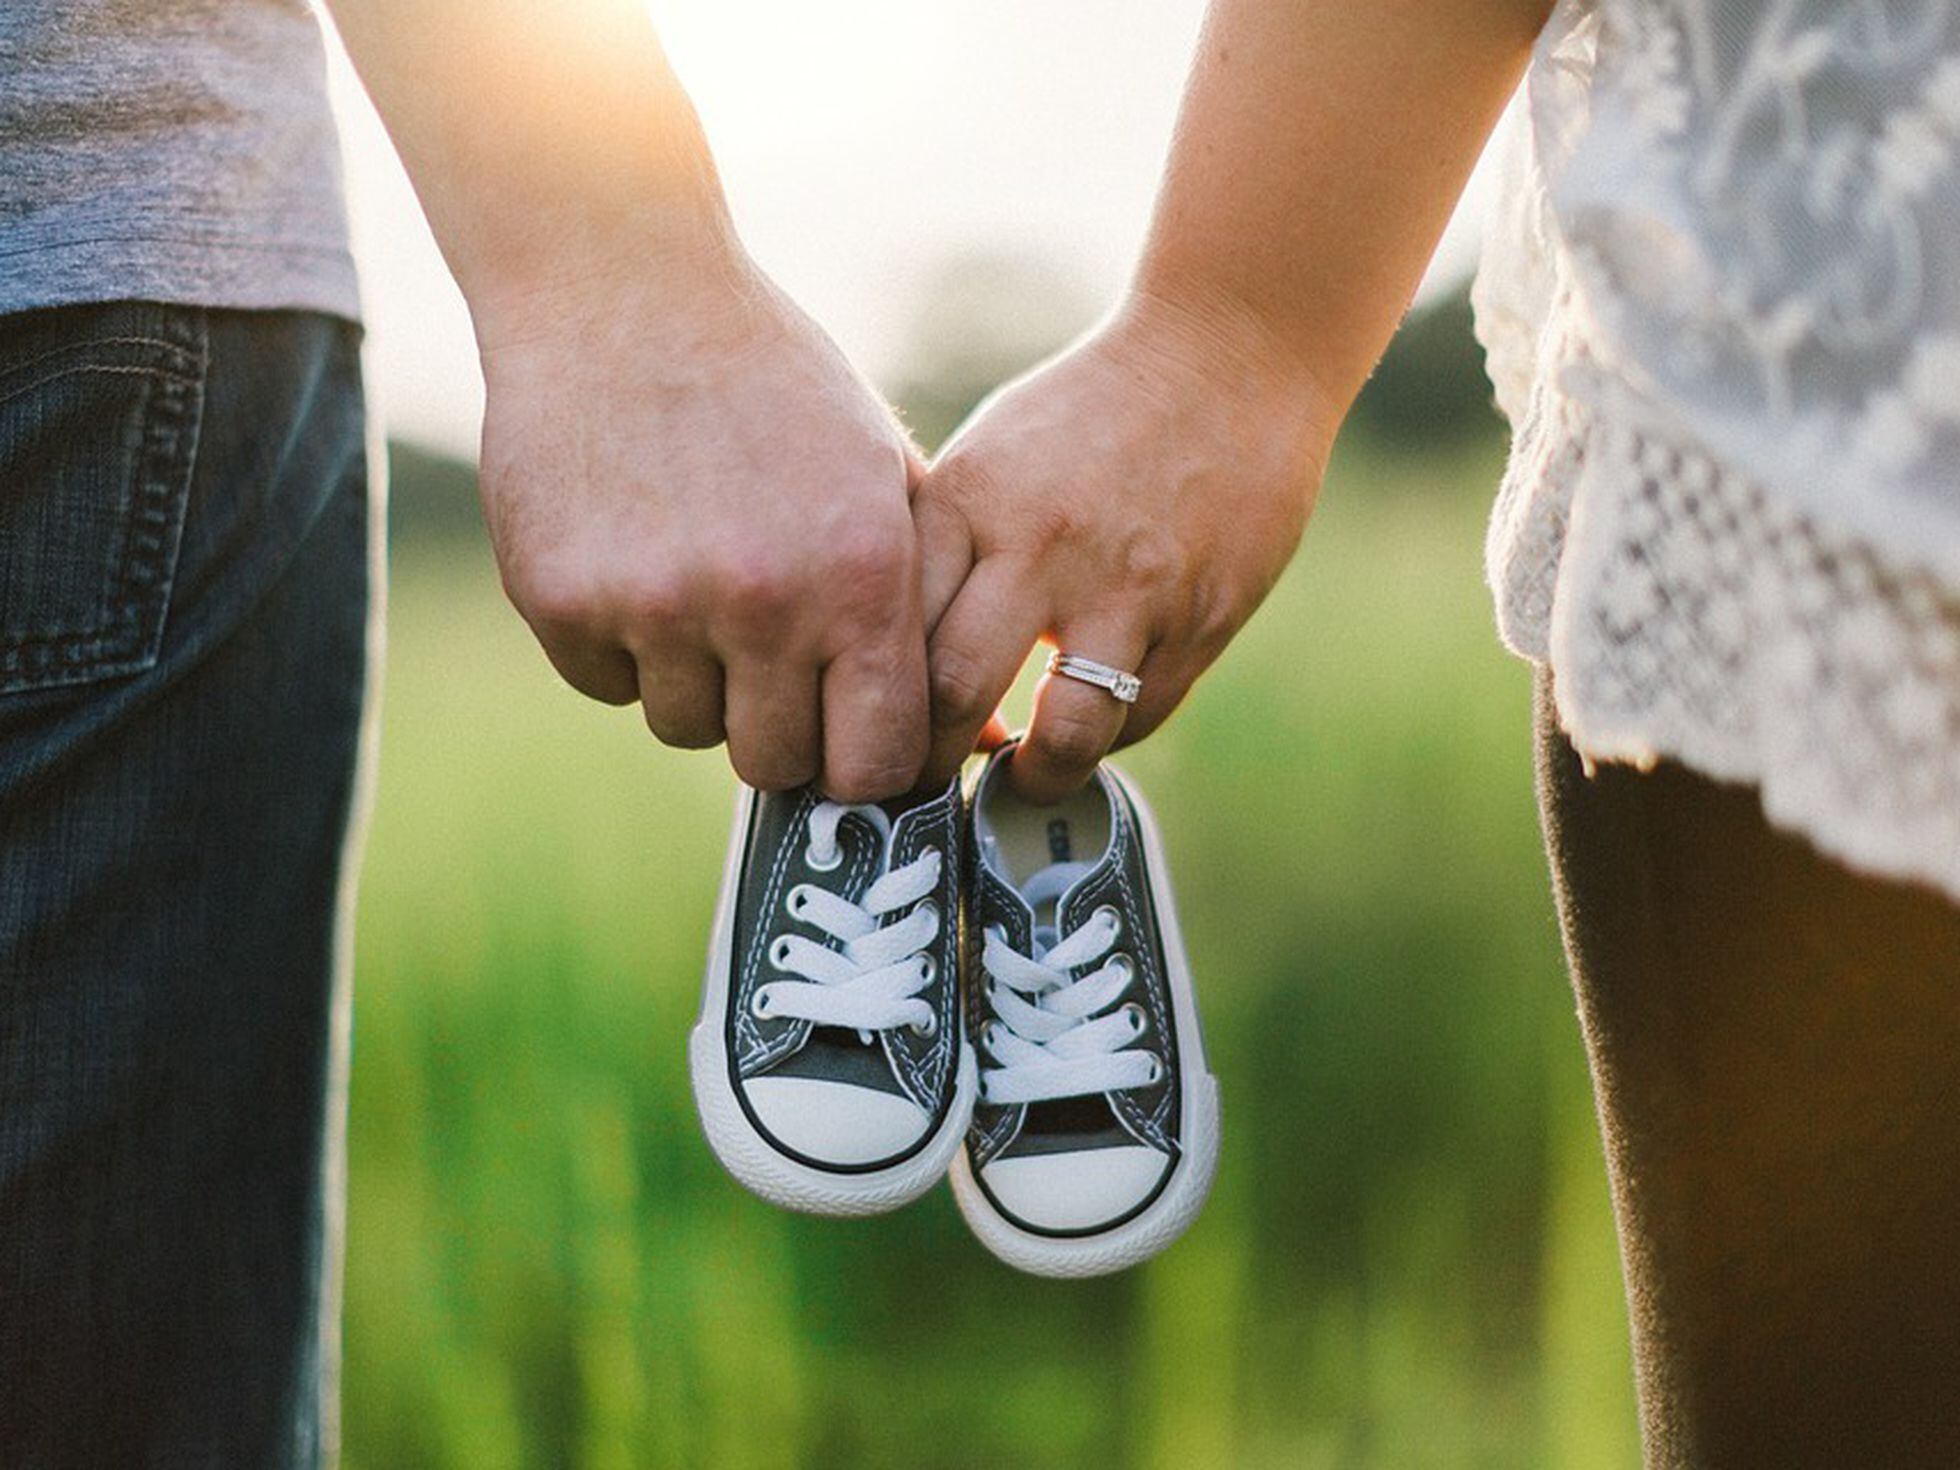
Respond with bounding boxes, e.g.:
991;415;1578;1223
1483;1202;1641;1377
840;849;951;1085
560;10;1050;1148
691;779;974;1215
951;746;1220;1276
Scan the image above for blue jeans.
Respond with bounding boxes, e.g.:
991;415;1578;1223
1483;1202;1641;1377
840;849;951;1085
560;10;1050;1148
0;301;373;1468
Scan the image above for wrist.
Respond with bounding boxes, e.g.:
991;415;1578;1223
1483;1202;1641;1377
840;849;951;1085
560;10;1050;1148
466;197;751;361
1111;275;1338;470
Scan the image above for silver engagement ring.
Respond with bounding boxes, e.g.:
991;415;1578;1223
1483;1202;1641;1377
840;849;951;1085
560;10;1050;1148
1046;651;1142;705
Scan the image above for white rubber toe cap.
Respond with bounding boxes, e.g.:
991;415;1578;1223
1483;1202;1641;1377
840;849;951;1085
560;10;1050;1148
742;1076;931;1167
977;1145;1172;1233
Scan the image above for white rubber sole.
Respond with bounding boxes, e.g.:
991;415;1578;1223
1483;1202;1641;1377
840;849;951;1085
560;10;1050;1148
689;786;976;1218
949;767;1221;1277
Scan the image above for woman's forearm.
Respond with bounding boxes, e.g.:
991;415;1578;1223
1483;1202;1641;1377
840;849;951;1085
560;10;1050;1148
1133;0;1552;416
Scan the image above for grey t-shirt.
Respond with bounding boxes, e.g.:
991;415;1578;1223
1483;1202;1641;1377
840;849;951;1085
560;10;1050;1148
0;0;359;322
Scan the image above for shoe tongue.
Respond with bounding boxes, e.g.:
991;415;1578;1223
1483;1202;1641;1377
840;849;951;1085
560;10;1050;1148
973;826;1037;954
973;747;1124;955
1019;859;1098;955
1049;812;1129;949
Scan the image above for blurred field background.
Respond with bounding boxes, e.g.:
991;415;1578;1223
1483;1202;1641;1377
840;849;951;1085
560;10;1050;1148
340;279;1642;1468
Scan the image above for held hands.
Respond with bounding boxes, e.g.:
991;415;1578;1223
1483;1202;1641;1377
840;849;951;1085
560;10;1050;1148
477;252;932;802
913;290;1331;799
482;263;1330;803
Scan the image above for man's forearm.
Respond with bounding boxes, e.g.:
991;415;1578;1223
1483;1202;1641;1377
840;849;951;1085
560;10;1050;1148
324;0;739;340
1134;0;1551;416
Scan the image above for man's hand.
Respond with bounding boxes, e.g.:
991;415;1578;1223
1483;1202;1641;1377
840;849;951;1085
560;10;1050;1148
913;290;1333;800
325;0;933;799
476;254;931;800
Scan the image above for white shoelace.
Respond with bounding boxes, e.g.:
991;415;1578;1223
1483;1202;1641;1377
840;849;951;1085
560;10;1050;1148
752;800;943;1037
979;861;1160;1106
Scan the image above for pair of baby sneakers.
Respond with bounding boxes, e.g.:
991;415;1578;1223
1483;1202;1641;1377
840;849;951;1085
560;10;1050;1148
688;743;1220;1278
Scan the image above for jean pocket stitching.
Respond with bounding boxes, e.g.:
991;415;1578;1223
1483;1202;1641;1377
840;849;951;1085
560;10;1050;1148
0;327;209;695
0;361;200;418
0;336;203;402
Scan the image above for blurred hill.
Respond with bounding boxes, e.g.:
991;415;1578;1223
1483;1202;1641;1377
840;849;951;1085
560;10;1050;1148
1346;287;1503;451
386;439;485;550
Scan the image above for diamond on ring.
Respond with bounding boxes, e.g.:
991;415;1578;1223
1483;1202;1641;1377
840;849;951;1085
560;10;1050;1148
1046;651;1142;704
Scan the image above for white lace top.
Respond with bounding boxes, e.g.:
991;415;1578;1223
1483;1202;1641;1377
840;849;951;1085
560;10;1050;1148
1473;0;1960;900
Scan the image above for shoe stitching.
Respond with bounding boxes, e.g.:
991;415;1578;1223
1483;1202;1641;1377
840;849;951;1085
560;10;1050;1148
1076;810;1177;1152
965;777;1184;1174
747;827;883;1074
734;788;819;1072
884;795;958;1104
968;861;1034;1166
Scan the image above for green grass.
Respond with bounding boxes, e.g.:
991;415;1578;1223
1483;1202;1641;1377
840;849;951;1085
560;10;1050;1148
343;435;1641;1469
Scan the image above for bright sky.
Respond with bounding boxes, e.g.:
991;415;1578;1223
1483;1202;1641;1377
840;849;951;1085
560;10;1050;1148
323;1;1494;459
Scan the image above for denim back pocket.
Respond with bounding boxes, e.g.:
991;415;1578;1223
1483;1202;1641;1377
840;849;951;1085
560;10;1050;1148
0;305;207;696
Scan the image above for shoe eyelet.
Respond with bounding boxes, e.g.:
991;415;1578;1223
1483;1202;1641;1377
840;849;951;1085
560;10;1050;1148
911;1012;938;1039
1144;1054;1165;1086
1108;953;1135;985
1092;904;1122;938
917;898;940;931
805;842;842;873
786;885;813;918
750;987;775;1019
917;953;938;985
1122;1002;1148;1036
768;936;794;970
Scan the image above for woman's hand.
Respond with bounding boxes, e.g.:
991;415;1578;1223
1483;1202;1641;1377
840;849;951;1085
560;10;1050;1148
476;249;932;801
913;288;1335;800
900;0;1541;804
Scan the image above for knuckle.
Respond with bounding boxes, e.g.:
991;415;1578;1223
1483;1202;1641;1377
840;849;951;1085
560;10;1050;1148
824;752;920;805
546;646;632;705
732;744;817;793
829;538;912;633
1114;527;1183;597
1189;579;1244;654
827;522;908;592
1029;496;1089;548
621;568;692;638
929;646;992;727
1194;616;1238;661
714;556;801;637
643;702;723;751
506;551;595;631
910;482;971;550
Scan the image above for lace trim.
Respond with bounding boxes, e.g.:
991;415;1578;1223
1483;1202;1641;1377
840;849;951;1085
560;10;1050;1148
1476;0;1960;901
1490;371;1960;902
